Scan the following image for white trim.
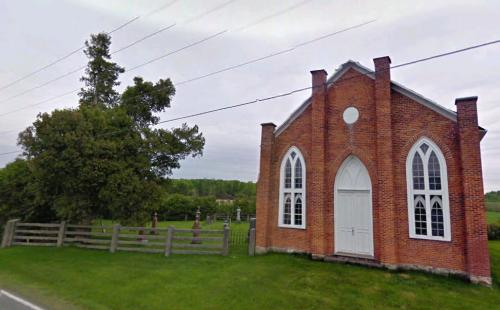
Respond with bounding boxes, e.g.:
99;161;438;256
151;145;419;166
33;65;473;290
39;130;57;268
406;137;451;242
278;146;306;229
0;290;44;310
334;155;374;257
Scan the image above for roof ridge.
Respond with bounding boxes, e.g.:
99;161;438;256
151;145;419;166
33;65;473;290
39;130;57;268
274;60;461;137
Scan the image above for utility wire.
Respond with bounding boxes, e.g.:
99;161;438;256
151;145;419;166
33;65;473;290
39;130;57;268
110;23;177;55
183;0;239;24
175;20;376;86
0;150;22;156
144;0;182;18
390;39;500;69
0;16;140;92
0;0;240;104
0;0;184;93
127;30;228;72
0;22;178;104
233;0;313;32
0;19;374;116
2;36;499;157
0;29;228;117
74;37;500;139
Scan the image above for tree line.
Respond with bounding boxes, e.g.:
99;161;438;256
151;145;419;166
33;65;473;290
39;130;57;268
156;179;256;221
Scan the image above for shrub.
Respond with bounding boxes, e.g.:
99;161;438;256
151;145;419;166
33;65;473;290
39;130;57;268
487;222;500;240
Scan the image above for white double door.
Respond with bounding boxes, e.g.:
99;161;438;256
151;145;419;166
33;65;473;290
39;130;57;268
334;156;374;257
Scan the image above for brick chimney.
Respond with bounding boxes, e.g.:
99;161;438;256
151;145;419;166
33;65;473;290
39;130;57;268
309;69;328;256
256;122;276;253
373;56;398;265
455;96;491;285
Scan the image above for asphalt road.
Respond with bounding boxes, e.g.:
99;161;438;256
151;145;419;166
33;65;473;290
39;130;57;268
0;290;43;310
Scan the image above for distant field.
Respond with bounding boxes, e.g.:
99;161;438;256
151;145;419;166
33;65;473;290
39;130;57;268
488;211;500;224
486;201;500;212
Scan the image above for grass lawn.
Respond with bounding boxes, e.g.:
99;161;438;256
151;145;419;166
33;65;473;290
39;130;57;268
0;237;499;310
487;211;500;224
95;219;250;233
486;201;500;212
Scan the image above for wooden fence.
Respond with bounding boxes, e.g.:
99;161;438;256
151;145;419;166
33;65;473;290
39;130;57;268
1;219;230;256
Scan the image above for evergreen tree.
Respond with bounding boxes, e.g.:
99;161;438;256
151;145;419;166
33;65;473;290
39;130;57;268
16;32;205;225
79;33;124;108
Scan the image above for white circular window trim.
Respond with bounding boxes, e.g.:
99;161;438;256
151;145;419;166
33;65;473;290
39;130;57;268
343;107;359;124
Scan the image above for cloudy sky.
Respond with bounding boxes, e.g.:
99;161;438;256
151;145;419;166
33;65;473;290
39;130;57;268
0;0;499;191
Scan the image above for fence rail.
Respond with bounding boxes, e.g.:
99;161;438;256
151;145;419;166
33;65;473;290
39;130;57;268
2;218;257;256
1;220;230;256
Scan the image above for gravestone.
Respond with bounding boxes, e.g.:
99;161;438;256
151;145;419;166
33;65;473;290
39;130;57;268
236;207;241;223
192;208;202;244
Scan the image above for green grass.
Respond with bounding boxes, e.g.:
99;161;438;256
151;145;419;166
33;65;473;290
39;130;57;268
0;240;499;309
487;211;500;224
486;201;500;212
95;219;250;233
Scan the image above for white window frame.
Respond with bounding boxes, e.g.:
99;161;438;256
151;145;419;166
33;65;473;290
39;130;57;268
278;146;306;229
406;137;451;241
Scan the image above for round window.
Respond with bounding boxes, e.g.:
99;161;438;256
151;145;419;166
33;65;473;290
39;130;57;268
343;107;359;124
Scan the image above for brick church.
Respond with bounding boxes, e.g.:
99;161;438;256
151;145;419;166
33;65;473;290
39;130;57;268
255;56;491;285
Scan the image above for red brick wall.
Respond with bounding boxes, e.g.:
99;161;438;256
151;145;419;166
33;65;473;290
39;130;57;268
255;60;491;282
391;91;467;273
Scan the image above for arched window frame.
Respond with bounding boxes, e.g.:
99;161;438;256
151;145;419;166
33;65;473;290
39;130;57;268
278;146;306;229
406;137;451;241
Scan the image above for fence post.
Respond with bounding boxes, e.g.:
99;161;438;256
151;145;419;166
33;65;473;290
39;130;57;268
222;225;230;256
248;228;256;256
6;219;19;247
1;221;12;248
110;224;120;253
57;221;66;247
165;226;174;257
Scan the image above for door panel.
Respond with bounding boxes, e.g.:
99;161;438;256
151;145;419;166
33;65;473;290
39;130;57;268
334;156;373;257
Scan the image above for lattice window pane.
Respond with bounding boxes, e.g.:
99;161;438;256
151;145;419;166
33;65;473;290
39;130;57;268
294;159;302;189
414;196;427;235
428;152;442;190
285;159;292;188
412;153;425;190
420;143;429;154
290;151;296;159
283;195;291;225
294;194;302;226
431;196;444;237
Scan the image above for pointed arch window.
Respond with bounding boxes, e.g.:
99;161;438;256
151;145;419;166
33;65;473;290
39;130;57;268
279;147;306;229
406;138;451;241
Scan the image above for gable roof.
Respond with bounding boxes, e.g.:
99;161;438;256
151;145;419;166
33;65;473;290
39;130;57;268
274;60;477;137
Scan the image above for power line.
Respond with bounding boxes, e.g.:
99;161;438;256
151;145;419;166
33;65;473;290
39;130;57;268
0;0;186;94
233;0;313;32
0;88;80;117
110;23;177;55
0;0;241;105
0;29;228;117
127;30;228;72
0;23;178;105
0;19;374;116
1;37;500;157
175;20;376;86
75;37;500;136
144;0;182;18
0;150;22;157
0;15;141;92
183;0;239;24
391;39;500;69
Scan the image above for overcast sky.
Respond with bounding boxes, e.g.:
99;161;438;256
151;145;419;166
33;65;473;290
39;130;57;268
0;0;499;191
